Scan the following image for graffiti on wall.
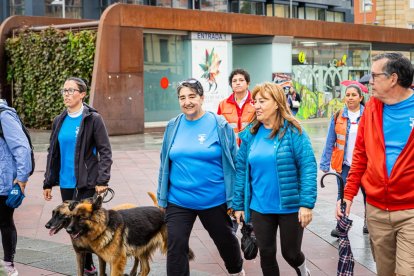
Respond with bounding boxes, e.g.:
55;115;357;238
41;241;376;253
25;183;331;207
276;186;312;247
292;64;352;119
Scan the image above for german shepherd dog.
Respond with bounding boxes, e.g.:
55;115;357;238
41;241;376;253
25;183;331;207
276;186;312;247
66;194;194;276
45;192;158;275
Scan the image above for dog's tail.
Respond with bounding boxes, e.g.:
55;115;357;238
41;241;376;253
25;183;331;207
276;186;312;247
147;192;158;207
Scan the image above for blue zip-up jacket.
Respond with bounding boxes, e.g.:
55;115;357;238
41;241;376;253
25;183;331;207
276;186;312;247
232;121;317;223
0;102;32;196
157;111;237;209
319;105;365;172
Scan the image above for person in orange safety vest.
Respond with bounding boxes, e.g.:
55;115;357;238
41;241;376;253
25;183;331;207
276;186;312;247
217;69;255;146
320;84;367;237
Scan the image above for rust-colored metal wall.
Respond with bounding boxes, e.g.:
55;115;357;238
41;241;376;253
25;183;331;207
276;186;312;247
3;5;414;134
91;5;144;135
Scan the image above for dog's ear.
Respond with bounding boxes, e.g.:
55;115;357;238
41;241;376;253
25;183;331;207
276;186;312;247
68;201;80;211
92;195;103;211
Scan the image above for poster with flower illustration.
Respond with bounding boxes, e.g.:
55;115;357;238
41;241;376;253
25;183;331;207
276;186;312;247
191;32;232;112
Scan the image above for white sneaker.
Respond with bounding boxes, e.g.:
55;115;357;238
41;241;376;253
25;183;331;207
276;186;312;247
4;264;18;276
229;268;245;276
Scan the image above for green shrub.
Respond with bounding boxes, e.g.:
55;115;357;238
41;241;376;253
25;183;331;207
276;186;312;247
5;27;96;129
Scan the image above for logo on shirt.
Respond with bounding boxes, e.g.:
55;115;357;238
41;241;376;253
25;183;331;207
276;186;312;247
198;134;206;144
410;117;414;129
75;126;80;137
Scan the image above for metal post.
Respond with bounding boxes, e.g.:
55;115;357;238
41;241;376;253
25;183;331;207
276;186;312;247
62;0;65;18
290;0;293;18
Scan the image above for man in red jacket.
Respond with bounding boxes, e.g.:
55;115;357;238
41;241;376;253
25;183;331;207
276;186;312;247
336;52;414;276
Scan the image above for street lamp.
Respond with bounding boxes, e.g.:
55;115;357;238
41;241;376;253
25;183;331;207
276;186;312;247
51;0;65;18
363;0;373;24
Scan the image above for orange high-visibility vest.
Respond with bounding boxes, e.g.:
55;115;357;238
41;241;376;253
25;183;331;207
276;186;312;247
331;109;347;173
218;92;255;145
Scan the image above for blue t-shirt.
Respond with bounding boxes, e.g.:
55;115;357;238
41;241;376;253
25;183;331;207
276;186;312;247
168;112;226;210
58;114;82;189
383;93;414;176
249;125;298;214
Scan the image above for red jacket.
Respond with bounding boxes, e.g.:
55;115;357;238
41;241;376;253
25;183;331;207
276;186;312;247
345;98;414;211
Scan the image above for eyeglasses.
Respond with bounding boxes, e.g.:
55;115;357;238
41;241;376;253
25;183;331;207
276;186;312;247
370;72;390;81
60;88;80;95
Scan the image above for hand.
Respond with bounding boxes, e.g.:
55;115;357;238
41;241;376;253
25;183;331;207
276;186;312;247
234;211;245;224
14;180;27;194
298;207;312;228
335;199;353;220
43;189;52;201
95;185;108;195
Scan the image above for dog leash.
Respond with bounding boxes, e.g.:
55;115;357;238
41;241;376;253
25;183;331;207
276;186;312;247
94;187;115;203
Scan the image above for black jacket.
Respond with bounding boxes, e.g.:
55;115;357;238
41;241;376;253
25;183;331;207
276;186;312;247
43;104;112;190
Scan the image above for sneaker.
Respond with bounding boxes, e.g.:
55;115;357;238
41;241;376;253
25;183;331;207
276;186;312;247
229;268;245;276
330;228;339;238
4;263;18;276
83;265;97;276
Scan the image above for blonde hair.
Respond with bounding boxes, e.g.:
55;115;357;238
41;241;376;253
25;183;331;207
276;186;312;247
251;82;302;139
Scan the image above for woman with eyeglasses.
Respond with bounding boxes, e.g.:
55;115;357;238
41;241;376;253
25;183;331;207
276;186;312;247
320;83;367;237
42;77;112;275
157;78;245;276
233;82;317;276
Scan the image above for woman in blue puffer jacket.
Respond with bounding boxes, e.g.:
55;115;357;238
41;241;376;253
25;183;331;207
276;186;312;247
233;82;317;276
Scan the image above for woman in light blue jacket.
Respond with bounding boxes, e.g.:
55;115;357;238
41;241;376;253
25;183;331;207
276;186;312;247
157;78;244;276
0;99;32;276
233;83;317;276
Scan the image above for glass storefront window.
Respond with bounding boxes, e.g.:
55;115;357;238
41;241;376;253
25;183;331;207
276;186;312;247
237;1;264;15
122;0;146;3
172;0;188;9
201;0;228;12
291;40;371;119
306;7;316;20
9;0;25;15
274;4;289;17
143;33;190;122
156;0;172;7
214;0;228;12
326;11;345;22
44;0;82;19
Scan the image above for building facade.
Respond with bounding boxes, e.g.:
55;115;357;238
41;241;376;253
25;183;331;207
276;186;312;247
354;0;414;28
1;0;354;23
2;5;414;134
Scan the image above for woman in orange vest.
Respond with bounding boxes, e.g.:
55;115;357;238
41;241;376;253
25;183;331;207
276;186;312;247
217;69;255;146
320;84;367;237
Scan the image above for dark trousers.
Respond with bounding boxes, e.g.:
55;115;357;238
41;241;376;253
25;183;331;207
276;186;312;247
251;210;305;276
165;203;243;276
61;188;96;270
0;196;17;263
338;164;366;204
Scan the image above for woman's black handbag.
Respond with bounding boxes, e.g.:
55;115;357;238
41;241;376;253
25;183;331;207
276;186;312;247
240;220;258;260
